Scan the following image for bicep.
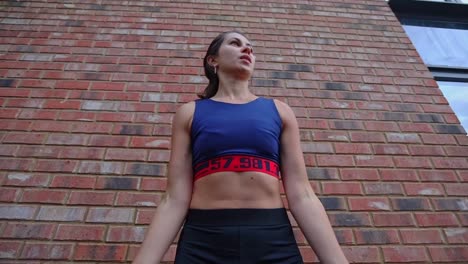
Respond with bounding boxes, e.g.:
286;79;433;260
165;102;194;204
276;100;315;200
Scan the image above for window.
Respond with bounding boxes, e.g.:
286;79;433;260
389;0;468;134
437;81;468;130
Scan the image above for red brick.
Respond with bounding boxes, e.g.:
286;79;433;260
382;246;429;263
3;132;46;144
6;98;44;108
380;169;419;181
445;146;468;156
404;183;444;196
77;161;124;175
21;243;73;260
3;222;55;239
342;247;380;263
50;175;96;189
21;189;68;204
432;157;468;169
415;213;459;227
91;82;126;91
355;155;394;167
334;143;372;154
399;122;434;133
373;213;416;227
136;209;156;224
419;170;458;182
95;112;134;122
316;155;354;167
0;240;22;259
394;157;432;169
71;122;113;134
460;170;468;182
328;213;372;227
0;158;34;171
298;247;319;263
401;229;444;244
444;228;468;243
409;145;445;156
421;134;457;145
55;224;105;241
115;192;163;207
58;111;95;121
35;159;78;173
36;206;86;222
105;148;147;161
4;173;49;187
95;176;139;190
86;208;135;223
363;182;403;195
455;134;468;145
445;183;468;196
55;80;90;90
301;142;333;153
0;205;37;220
59;147;104;160
0;120;32;131
140;178;167;191
333;229;354;245
107;226;147;242
355;229;399;244
433;198;468;211
322;182;362;195
74;244;127;261
17;145;60;158
340;169;379;181
0;144;17;157
428;246;468;262
373;144;409;155
311;131;349;141
349;197;391;211
148;149;171;162
89;135;129;147
46;134;88;145
0;188;19;202
130;137;170;149
43;99;81;109
68;191;115;205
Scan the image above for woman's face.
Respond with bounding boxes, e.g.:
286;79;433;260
213;32;255;79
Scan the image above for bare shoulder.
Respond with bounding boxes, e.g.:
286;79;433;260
173;101;196;130
273;99;296;125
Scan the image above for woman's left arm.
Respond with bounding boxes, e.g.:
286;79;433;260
275;99;348;264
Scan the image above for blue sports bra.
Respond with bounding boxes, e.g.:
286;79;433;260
191;97;282;180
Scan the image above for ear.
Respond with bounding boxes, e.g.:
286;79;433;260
207;55;218;68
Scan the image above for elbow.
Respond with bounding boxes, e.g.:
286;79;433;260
163;192;191;210
286;188;322;211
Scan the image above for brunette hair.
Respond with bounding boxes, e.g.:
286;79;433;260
198;30;249;99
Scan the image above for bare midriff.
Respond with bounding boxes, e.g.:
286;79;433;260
189;171;284;209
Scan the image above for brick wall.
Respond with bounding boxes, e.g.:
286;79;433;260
1;0;467;263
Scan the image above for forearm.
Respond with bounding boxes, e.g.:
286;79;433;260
132;196;189;264
289;194;348;264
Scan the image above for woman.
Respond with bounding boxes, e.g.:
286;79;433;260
133;31;348;264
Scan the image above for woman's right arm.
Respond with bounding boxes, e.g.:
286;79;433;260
132;102;195;264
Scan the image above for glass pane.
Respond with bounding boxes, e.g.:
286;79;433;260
403;25;468;68
437;81;468;134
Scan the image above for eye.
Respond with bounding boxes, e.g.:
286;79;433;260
230;40;241;46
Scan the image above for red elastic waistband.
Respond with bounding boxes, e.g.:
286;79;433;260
193;155;280;181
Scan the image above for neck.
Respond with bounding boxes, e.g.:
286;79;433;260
215;74;253;100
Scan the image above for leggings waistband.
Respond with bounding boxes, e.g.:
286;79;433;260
184;208;290;226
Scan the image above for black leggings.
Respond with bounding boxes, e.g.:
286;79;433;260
174;208;304;264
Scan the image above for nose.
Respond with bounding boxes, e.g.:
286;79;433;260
242;45;252;55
